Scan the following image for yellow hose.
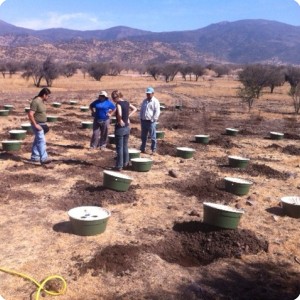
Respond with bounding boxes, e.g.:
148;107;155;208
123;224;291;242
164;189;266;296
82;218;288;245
0;267;67;300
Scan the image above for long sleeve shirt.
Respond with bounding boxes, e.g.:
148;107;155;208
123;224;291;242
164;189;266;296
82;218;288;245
140;96;160;122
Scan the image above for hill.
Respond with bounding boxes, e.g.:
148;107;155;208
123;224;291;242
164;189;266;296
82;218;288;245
0;19;300;65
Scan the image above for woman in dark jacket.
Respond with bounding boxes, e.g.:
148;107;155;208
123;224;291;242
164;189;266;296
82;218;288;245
111;90;137;171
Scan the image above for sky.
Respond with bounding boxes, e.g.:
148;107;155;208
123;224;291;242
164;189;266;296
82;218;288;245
0;0;300;32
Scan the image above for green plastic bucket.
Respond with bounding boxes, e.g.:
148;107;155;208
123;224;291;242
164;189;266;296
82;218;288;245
24;107;30;113
156;131;165;139
69;100;78;105
103;170;133;192
226;128;239;136
81;121;93;129
110;117;117;125
160;105;166;111
224;177;253;196
47;115;58;122
2;140;22;151
203;202;244;229
176;147;195;159
0;110;9;116
195;135;210;144
4;104;14;111
52;102;62;108
228;156;250;169
131;158;153;172
9;130;27;140
80;106;89;112
68;206;111;236
108;134;116;144
281;196;300;218
175;104;182;110
128;148;141;160
21;123;33;133
270;131;284;140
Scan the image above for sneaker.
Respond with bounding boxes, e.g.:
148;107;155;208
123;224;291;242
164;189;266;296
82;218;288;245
41;159;52;165
24;159;40;165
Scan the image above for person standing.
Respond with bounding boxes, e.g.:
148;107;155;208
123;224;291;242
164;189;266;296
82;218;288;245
89;91;116;149
111;90;137;171
27;87;51;164
140;87;160;154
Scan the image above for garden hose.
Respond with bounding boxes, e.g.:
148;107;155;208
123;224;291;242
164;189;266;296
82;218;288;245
0;267;67;300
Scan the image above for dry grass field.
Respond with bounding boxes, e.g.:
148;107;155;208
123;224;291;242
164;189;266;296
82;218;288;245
0;72;299;300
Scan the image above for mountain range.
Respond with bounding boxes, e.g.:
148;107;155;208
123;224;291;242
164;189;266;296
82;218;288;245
0;19;299;65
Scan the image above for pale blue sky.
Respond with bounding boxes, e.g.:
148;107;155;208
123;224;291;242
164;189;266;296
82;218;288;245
0;0;299;32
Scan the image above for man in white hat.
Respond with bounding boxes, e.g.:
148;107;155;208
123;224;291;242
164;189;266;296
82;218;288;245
89;91;115;149
139;87;160;154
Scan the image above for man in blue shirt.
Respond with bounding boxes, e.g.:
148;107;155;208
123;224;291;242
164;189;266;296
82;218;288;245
89;91;116;149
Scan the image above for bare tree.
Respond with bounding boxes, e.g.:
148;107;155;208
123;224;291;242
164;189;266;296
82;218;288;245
161;63;179;82
6;61;20;77
179;64;193;81
289;83;300;114
192;64;205;81
42;57;60;87
263;65;285;93
107;62;123;76
61;62;78;78
0;60;7;78
22;60;44;87
146;64;161;80
284;66;300;92
87;62;108;81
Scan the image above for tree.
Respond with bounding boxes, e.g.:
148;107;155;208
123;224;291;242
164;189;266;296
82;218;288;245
22;60;44;87
87;62;108;81
0;60;7;78
238;64;269;99
6;61;20;77
263;66;285;93
146;64;161;80
179;64;193;81
237;64;270;111
289;83;300;114
284;66;300;92
61;62;78;78
192;64;205;81
107;62;122;76
42;57;60;87
161;63;179;82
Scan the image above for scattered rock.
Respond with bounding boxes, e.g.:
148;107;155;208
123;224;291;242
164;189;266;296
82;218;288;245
188;210;200;217
168;169;178;178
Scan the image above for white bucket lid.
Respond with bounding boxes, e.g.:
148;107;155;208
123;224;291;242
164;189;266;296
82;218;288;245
204;202;244;214
156;131;164;133
131;158;152;163
21;123;31;127
281;196;300;205
228;155;250;161
128;148;141;154
103;170;133;180
177;147;195;152
108;134;115;137
81;121;93;124
270;131;284;136
195;134;210;138
226;128;239;131
70;100;77;102
4;104;13;107
9;130;26;134
0;109;9;112
2;140;22;144
68;206;111;221
80;106;89;109
224;177;252;185
53;102;61;105
47;115;57;118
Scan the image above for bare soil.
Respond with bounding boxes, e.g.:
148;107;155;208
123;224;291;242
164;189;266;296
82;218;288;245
0;74;299;300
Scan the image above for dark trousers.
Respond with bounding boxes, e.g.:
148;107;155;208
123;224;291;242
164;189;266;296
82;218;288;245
90;119;110;148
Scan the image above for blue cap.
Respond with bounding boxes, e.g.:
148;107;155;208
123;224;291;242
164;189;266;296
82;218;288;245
146;87;154;94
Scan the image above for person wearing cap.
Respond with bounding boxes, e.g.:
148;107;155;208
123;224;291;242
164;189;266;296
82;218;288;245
89;91;116;149
139;87;160;154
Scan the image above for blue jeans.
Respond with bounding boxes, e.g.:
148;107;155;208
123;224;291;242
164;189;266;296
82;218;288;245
115;126;130;169
90;119;110;148
31;125;48;162
140;120;157;152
